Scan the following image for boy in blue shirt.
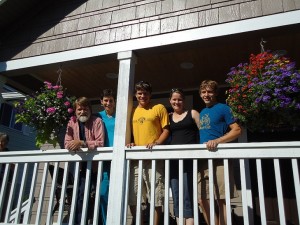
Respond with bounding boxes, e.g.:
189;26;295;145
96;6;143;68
198;80;241;225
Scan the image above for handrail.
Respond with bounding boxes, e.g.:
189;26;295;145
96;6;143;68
0;142;299;225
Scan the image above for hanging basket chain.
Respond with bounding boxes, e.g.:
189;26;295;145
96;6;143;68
56;65;62;86
260;38;266;53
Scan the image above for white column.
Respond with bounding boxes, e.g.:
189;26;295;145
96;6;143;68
238;126;254;225
106;51;136;225
0;76;7;104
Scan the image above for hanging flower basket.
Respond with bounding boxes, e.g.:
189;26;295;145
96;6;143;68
226;51;300;131
14;81;76;147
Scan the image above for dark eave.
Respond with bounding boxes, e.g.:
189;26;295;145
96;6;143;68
0;0;55;41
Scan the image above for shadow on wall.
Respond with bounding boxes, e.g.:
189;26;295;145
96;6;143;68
0;0;88;61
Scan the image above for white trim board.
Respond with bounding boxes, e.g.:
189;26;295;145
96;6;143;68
0;10;299;72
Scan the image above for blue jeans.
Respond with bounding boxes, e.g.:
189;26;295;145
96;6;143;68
170;160;194;218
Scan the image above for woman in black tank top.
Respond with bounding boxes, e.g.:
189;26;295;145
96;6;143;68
169;88;200;225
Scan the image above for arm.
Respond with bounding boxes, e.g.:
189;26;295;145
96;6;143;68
126;114;135;148
64;120;80;151
86;118;105;150
191;109;200;129
146;126;170;149
206;122;241;151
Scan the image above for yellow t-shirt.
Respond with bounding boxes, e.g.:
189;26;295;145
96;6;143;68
132;103;169;146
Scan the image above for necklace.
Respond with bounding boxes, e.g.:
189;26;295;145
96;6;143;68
106;111;114;118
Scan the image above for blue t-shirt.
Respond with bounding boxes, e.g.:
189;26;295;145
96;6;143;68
98;110;116;147
199;103;235;144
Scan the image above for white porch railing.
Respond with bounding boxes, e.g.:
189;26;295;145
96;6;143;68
0;142;299;225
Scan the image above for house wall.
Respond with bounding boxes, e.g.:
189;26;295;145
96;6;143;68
0;0;299;61
0;125;37;151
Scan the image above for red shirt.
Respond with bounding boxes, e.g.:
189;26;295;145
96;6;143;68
64;116;105;150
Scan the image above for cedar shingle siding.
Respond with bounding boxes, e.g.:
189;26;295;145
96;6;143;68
0;0;299;61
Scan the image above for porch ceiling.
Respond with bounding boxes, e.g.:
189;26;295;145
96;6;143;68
2;23;300;100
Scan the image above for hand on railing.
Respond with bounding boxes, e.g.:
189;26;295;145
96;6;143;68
204;140;220;151
126;142;135;148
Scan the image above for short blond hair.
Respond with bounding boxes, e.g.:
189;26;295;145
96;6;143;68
199;80;219;94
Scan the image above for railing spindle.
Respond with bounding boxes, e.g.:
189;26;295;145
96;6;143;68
93;161;103;225
136;160;143;225
208;159;215;225
15;162;28;223
35;163;49;225
193;159;199;225
69;162;80;225
46;162;59;225
224;159;232;225
149;160;156;225
164;160;170;225
256;159;267;225
291;159;300;224
274;159;286;225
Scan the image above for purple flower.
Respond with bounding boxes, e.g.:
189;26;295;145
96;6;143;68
255;97;261;103
262;95;271;103
290;79;298;84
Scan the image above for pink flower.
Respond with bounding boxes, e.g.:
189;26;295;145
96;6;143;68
64;101;70;106
53;85;60;90
68;108;74;114
44;81;52;89
57;91;63;99
46;107;56;115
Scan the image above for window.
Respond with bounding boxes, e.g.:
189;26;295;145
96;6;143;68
0;103;23;131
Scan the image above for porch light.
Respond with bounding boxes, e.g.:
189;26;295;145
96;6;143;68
106;73;118;79
180;62;194;69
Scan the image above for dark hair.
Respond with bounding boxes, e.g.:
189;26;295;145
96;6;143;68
0;132;9;143
73;97;92;111
170;88;185;99
199;80;219;94
135;81;152;93
100;89;116;100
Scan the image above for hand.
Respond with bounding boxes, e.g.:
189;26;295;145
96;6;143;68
146;141;158;149
126;143;135;148
205;140;219;151
67;140;82;152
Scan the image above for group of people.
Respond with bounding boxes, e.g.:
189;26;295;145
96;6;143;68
126;80;241;225
64;79;241;225
0;79;239;225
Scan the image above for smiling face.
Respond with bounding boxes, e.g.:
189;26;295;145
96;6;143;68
135;89;151;108
75;104;91;123
169;92;184;113
101;96;116;115
200;87;218;107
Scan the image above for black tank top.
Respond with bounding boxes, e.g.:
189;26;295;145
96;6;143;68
169;110;199;145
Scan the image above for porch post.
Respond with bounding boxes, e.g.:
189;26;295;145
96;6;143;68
0;76;6;103
106;51;136;225
238;127;254;225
